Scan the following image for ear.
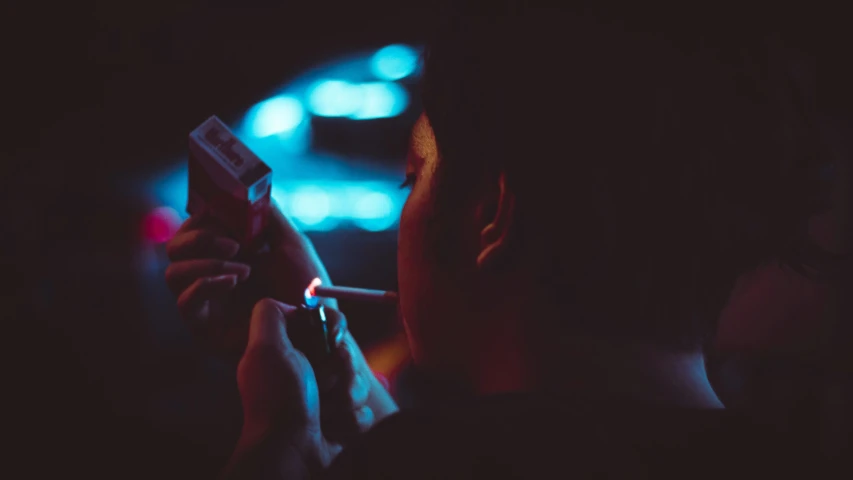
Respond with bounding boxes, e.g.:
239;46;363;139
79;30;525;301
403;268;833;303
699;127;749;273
476;171;516;270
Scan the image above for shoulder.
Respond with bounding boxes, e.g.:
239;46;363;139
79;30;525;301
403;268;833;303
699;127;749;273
324;397;575;479
324;396;816;479
321;410;447;480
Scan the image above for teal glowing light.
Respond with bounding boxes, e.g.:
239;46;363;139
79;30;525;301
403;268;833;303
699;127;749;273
370;44;419;81
351;82;409;120
289;186;331;226
249;96;305;137
307;80;363;117
352;191;396;231
352;191;393;219
307;80;409;120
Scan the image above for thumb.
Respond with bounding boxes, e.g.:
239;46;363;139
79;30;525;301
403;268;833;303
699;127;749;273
240;299;318;435
247;298;298;352
266;201;307;247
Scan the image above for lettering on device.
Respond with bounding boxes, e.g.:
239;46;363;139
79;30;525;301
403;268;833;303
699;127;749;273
204;127;245;168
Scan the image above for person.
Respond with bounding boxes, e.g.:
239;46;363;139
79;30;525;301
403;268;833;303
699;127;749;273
708;210;841;430
166;9;829;479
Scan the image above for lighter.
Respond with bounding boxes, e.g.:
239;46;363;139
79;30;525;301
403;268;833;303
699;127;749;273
291;277;399;364
290;303;334;365
287;282;336;366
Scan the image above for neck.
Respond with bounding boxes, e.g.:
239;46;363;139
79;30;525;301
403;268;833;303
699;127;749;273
536;335;724;408
468;303;723;409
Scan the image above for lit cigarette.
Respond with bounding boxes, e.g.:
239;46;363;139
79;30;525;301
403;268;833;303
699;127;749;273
304;278;398;307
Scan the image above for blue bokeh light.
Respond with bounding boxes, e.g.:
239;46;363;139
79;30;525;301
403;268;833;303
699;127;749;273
352;191;396;231
248;96;305;137
152;166;402;232
351;82;409;120
151;46;425;233
307;80;409;120
151;164;189;215
307;80;363;117
370;44;419;81
352;191;394;219
289;185;332;226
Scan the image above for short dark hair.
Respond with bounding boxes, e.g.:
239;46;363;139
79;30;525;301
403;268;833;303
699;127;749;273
421;10;827;351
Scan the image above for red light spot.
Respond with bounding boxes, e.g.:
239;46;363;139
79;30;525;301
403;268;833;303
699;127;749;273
307;277;322;297
303;277;323;306
142;207;181;243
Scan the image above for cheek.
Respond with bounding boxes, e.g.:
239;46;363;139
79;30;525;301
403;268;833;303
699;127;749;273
397;186;430;361
396;181;479;367
398;186;427;277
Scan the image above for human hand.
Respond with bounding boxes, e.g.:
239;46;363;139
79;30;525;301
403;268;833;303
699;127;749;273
165;205;398;422
164;205;336;353
223;299;397;479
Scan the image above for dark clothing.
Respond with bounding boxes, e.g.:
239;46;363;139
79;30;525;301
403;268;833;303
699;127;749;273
325;392;825;479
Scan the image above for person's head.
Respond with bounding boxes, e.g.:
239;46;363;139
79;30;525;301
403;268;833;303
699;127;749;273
396;10;825;387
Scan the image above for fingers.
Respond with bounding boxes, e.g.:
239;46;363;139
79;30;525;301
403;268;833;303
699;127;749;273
174;213;210;235
310;307;351;393
239;300;376;444
177;274;240;326
336;341;371;406
322;404;374;444
168;213;238;262
321;308;370;407
322;307;348;349
167;229;240;261
165;259;251;294
318;310;375;442
239;299;319;436
353;405;375;432
248;298;298;351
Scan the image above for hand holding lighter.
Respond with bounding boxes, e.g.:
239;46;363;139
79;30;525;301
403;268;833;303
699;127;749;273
290;278;398;365
289;304;336;366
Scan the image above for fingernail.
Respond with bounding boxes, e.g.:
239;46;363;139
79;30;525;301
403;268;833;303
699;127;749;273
213;237;240;257
335;329;346;347
224;262;252;281
209;274;239;287
248;299;287;347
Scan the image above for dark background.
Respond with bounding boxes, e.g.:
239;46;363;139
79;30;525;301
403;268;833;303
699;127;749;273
3;3;851;478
